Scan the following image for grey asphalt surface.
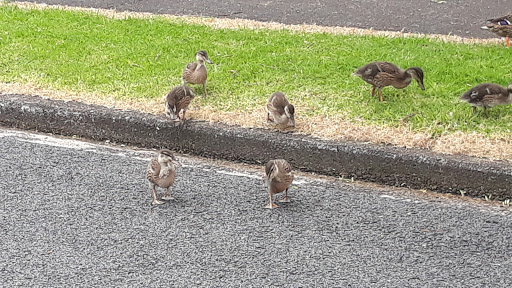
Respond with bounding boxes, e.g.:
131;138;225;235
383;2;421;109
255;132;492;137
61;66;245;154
25;0;511;39
1;128;512;287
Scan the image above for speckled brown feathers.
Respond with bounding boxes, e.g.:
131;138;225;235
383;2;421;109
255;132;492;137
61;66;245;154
263;159;293;209
183;62;207;85
165;85;195;121
460;82;512;116
353;61;425;102
146;149;180;205
266;92;295;127
182;50;213;97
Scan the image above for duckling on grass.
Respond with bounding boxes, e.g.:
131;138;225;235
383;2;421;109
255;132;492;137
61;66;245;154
182;50;213;97
353;61;425;102
266;92;295;127
460;82;512;117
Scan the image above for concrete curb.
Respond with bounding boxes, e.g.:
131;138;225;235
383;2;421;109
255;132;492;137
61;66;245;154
1;93;511;200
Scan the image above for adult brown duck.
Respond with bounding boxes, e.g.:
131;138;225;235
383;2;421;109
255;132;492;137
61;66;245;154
482;14;512;47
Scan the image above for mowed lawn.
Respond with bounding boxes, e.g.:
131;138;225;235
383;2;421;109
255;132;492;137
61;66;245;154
1;4;512;137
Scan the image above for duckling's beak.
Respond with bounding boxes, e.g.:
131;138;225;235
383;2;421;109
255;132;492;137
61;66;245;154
290;116;296;127
205;58;213;64
418;80;425;90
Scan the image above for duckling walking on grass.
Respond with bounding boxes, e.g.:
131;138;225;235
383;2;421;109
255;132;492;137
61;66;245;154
460;83;512;117
146;149;181;205
481;14;512;47
165;85;195;122
182;50;213;97
353;61;425;102
263;159;293;209
266;92;295;127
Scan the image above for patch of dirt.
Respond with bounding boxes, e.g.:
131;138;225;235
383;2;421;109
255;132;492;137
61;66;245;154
2;82;512;162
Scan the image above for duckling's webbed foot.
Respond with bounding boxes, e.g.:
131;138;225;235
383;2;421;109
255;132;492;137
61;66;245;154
265;190;278;209
152;199;165;205
378;89;385;102
265;202;279;209
278;188;290;202
162;188;174;200
151;186;164;205
266;112;273;123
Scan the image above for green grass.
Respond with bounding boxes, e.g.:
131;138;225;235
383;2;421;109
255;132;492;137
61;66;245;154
1;4;512;137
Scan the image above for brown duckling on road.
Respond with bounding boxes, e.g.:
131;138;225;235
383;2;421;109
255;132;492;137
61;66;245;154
182;50;213;97
263;159;294;209
146;149;181;205
165;85;195;122
353;61;425;102
460;82;512;117
266;92;295;127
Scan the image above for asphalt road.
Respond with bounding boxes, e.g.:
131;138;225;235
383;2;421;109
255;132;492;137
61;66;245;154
1;127;511;286
24;0;511;39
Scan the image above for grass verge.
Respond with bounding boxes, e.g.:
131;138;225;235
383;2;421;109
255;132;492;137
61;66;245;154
1;2;512;160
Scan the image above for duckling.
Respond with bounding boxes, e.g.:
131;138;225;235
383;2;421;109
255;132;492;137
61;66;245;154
165;85;195;122
263;159;293;209
146;149;181;205
460;82;512;117
353;61;425;102
266;92;295;127
481;14;512;47
182;50;213;97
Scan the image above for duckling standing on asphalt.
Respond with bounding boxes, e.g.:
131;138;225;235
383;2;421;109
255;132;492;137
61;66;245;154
460;82;512;117
266;92;295;127
353;61;425;102
165;85;195;122
182;50;213;97
263;159;294;209
146;149;181;205
481;14;512;47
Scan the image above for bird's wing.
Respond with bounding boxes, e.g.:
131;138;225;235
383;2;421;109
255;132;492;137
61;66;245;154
146;158;160;182
184;62;198;72
268;93;288;114
375;62;401;74
276;159;292;175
